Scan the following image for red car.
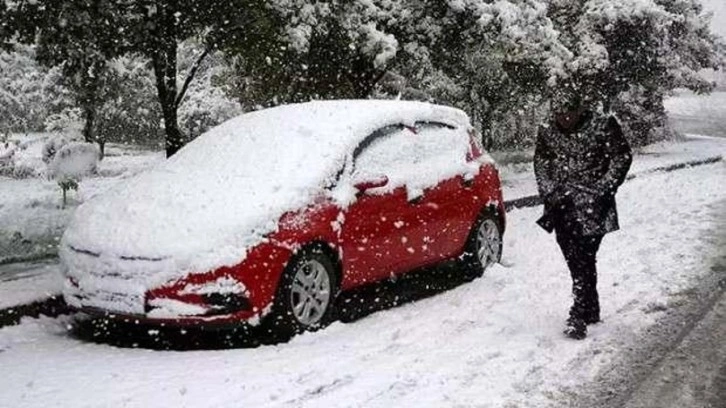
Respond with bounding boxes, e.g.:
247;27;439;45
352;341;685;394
61;100;505;335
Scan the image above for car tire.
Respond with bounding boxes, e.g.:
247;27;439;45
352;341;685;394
459;210;503;279
264;245;338;338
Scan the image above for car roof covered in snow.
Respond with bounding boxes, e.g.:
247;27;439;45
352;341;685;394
61;100;471;289
170;99;469;165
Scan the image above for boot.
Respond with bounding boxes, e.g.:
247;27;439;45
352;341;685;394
564;317;587;340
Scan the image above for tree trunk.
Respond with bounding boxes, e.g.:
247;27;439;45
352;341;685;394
82;104;95;144
76;62;108;160
161;105;184;157
150;2;184;158
80;104;106;161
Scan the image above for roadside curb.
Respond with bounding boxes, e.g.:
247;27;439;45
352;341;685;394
0;155;723;329
0;295;67;328
504;155;723;211
0;252;59;267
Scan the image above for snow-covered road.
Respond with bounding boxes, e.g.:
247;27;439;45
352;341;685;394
624;280;726;408
1;155;725;407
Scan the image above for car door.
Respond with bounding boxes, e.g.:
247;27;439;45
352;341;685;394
403;122;480;264
340;125;425;286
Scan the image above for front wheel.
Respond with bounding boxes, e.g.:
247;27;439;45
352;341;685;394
264;246;338;337
460;212;503;278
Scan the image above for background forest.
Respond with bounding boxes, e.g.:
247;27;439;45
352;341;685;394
1;0;724;157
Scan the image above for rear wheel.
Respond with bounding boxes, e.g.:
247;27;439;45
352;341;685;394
460;211;503;278
264;246;338;337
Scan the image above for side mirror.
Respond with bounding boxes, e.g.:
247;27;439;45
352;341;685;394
354;175;388;194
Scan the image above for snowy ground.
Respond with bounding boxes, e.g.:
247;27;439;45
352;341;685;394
622;276;726;408
1;149;724;407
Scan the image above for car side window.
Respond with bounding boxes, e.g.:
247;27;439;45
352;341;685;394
352;125;414;185
408;122;466;169
351;121;469;196
400;122;471;198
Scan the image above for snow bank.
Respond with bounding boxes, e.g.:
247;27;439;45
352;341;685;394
61;100;470;295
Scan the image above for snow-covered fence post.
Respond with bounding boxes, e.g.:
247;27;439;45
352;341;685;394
47;142;100;208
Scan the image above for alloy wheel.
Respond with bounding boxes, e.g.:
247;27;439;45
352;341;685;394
476;219;502;267
289;259;332;326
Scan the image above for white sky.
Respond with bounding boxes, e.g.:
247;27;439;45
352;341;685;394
703;0;726;38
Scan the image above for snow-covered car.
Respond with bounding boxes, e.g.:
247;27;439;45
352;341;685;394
60;100;506;334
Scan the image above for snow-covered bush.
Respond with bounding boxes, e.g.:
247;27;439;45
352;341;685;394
0;134;47;179
0;45;51;133
41;66;77;120
42;132;83;165
42;106;84;165
179;85;242;140
613;87;678;147
47;142;99;207
48;142;99;180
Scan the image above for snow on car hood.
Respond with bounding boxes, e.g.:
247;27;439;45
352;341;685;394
61;100;470;288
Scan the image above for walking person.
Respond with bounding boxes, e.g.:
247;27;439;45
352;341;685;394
534;97;633;340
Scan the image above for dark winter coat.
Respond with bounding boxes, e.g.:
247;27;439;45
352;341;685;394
534;111;633;237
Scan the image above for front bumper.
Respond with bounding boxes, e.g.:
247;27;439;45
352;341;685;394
61;240;293;327
71;305;264;328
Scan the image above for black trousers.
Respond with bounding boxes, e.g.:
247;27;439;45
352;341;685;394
555;232;604;322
